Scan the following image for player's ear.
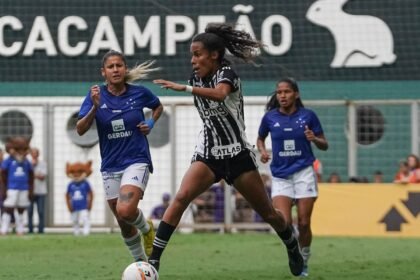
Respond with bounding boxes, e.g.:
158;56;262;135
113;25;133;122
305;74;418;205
101;67;105;78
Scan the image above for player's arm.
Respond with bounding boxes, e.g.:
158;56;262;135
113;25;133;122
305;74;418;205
65;193;73;212
77;85;100;136
87;190;94;211
0;168;6;198
28;169;34;200
153;79;231;102
76;106;97;136
257;135;271;164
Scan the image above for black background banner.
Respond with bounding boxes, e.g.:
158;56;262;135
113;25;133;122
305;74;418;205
0;0;419;81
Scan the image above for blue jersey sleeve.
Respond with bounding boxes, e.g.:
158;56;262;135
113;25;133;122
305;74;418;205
308;111;323;136
78;91;94;119
140;87;160;110
258;113;270;139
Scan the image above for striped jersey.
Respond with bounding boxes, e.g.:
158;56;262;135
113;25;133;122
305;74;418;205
188;66;251;160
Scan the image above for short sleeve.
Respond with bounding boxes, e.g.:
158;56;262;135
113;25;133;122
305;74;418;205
217;66;239;92
78;91;94;119
258;113;270;139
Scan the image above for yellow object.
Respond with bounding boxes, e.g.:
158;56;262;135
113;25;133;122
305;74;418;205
312;184;420;237
143;220;156;257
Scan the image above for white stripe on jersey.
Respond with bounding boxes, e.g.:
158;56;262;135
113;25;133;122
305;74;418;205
190;66;251;159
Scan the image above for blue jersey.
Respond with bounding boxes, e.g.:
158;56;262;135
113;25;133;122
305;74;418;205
78;84;160;172
66;180;92;211
1;157;32;190
258;107;323;178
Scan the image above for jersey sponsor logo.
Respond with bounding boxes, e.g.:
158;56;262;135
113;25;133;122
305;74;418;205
111;119;125;132
107;130;133;139
274;122;280;127
279;150;302;157
284;140;295;151
100;103;108;109
280;139;302;157
198;105;228;118
210;143;242;157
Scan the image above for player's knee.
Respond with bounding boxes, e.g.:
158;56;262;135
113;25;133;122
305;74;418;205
116;204;136;221
174;191;192;209
297;220;311;233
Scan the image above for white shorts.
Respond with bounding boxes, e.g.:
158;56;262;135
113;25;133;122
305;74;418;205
271;166;318;199
3;189;30;208
71;209;89;224
101;163;150;200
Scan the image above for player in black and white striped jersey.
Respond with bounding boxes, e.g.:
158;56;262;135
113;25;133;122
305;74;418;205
151;23;304;276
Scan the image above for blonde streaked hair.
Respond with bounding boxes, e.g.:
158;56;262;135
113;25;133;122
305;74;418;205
101;50;160;83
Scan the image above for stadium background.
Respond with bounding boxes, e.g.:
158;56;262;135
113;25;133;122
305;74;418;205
0;0;419;234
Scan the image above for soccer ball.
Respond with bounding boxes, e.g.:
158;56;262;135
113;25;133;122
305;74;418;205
121;261;159;280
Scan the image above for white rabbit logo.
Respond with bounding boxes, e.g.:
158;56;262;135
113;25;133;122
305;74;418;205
306;0;397;68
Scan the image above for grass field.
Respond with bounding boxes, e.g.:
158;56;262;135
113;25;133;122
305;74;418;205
1;232;419;280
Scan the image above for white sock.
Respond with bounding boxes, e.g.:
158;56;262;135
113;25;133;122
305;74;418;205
82;211;90;236
1;213;11;234
123;230;147;261
128;209;150;234
16;213;24;234
301;246;311;266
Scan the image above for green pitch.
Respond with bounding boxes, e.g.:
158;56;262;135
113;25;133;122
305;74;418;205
1;233;419;279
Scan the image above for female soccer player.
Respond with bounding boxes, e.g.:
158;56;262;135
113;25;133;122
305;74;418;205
77;50;163;261
150;23;304;276
257;78;329;277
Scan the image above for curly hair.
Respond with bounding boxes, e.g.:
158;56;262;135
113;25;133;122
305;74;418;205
192;23;263;64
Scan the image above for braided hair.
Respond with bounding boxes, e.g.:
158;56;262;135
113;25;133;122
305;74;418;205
265;77;304;111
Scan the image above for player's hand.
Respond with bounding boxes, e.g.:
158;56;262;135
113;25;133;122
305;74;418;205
137;119;154;135
153;79;185;92
304;125;316;141
90;85;101;108
260;151;271;163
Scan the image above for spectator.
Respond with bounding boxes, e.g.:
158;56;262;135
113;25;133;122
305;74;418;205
27;147;48;234
373;170;383;183
394;161;417;184
192;189;215;224
0;137;33;235
150;193;171;220
406;154;420;182
327;172;341;183
209;180;225;223
313;159;323;182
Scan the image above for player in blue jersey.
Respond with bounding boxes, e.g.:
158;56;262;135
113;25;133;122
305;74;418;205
257;77;329;277
151;23;304;276
0;137;34;235
77;50;163;261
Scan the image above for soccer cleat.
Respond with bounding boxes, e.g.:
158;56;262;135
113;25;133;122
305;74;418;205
143;220;155;257
299;265;309;277
287;243;304;276
148;259;160;272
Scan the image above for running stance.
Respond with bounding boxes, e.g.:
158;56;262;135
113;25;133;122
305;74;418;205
77;50;162;261
257;78;329;277
150;23;304;276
